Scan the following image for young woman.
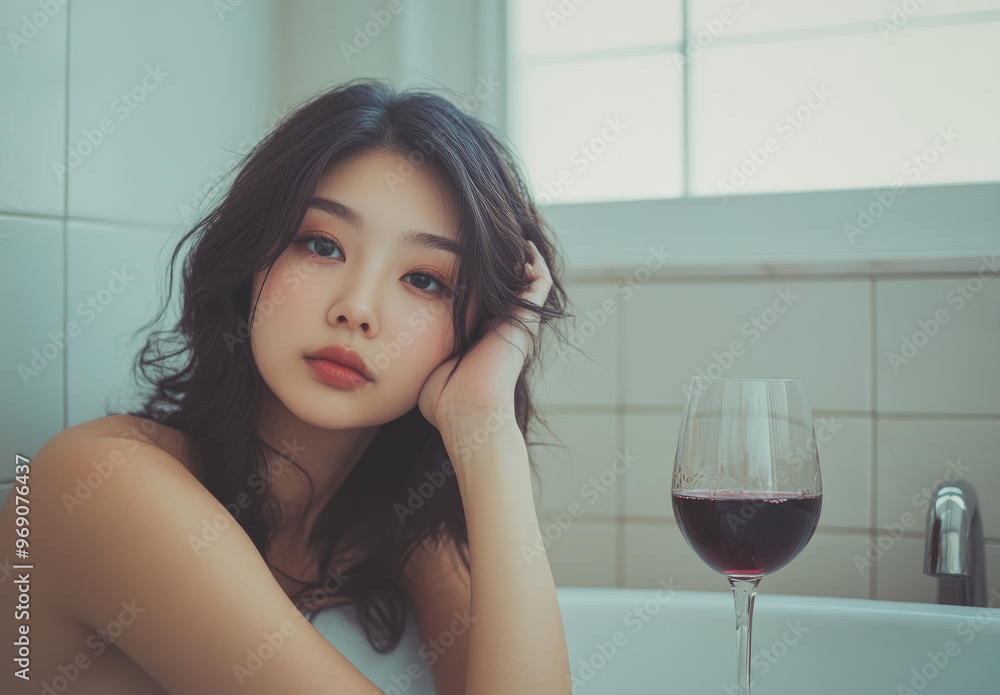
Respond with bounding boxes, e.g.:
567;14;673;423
0;78;576;694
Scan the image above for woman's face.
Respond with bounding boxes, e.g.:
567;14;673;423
250;149;471;429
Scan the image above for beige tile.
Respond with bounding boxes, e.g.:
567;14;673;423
875;538;1000;606
533;283;619;408
529;411;620;517
536;516;617;588
623;280;870;412
623;412;682;520
624;522;724;593
761;532;870;600
876;274;1000;415
625;523;869;600
811;415;871;530
877;419;1000;539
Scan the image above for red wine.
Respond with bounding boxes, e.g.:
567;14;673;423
672;491;822;578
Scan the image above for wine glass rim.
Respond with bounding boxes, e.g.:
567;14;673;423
690;377;804;382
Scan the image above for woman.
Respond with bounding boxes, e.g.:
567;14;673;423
0;78;576;694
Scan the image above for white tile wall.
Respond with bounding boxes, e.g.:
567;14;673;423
66;1;278;227
0;0;67;216
0;216;66;479
1;2;278;495
66;220;184;426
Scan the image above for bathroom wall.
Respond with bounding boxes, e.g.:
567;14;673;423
526;239;1000;604
1;0;996;607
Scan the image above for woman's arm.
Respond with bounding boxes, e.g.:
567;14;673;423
24;433;389;695
441;410;572;695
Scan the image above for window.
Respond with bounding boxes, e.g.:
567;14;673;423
508;0;1000;206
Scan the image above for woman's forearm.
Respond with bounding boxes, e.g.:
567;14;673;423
441;411;572;695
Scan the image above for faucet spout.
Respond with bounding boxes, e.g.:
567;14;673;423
923;480;987;607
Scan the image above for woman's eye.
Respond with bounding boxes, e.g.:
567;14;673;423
404;272;448;295
297;233;343;259
295;233;450;297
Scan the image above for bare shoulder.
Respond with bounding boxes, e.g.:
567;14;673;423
10;420;384;694
48;413;202;479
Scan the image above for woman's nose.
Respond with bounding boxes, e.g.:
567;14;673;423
328;269;378;335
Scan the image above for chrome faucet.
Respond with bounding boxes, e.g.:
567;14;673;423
923;480;988;607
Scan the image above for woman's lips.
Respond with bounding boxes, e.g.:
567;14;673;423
305;358;372;389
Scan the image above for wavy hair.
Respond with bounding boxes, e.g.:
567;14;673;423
120;77;575;653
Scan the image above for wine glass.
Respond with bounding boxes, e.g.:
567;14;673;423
671;377;822;695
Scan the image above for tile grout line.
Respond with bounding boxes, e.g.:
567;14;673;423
615;285;627;588
61;2;71;432
870;276;879;600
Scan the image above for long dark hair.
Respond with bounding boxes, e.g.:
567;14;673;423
118;77;575;653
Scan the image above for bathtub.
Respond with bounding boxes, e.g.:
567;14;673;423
308;586;1000;693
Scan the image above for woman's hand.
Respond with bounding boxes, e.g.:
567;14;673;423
418;240;552;435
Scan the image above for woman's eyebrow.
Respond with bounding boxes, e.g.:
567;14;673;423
308;196;461;258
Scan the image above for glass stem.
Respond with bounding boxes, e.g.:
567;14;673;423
729;577;761;695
